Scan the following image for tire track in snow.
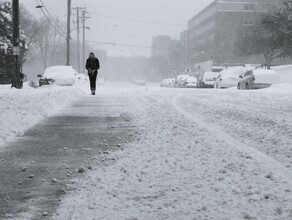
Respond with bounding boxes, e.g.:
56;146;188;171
172;94;292;184
137;93;269;219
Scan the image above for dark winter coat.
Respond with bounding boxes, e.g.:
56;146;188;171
86;57;100;74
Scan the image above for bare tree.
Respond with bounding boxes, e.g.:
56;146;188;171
33;18;65;69
235;17;283;69
262;1;292;58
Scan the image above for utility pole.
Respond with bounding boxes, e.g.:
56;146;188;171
76;8;80;73
71;7;85;73
81;10;91;74
11;0;21;88
186;29;189;70
66;0;71;66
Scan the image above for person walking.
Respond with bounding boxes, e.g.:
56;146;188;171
86;52;100;95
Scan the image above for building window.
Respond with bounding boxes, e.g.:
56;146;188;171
244;4;255;11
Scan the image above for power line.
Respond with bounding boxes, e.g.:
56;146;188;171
88;40;195;50
88;40;175;50
39;0;67;36
81;0;86;9
88;40;152;49
35;0;66;39
90;12;187;27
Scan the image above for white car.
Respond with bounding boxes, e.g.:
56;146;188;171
238;69;280;90
160;78;175;87
197;72;220;88
175;74;189;88
38;66;77;86
132;79;146;86
214;66;248;89
185;76;197;88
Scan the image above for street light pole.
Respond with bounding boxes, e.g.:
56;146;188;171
186;29;189;69
82;10;90;74
76;7;80;73
11;0;21;88
82;10;86;73
66;0;71;66
71;7;85;73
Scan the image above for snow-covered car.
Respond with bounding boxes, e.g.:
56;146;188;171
214;66;248;89
132;79;146;86
197;72;219;88
238;69;280;90
38;66;77;87
175;74;189;88
160;78;175;87
184;76;197;88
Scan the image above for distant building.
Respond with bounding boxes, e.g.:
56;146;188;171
151;35;172;58
180;30;189;69
186;0;279;67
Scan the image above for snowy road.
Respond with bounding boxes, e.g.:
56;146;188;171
1;83;292;219
53;84;292;220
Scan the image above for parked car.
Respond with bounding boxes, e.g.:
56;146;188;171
132;79;146;86
214;66;248;89
197;71;219;88
175;74;189;88
38;66;77;87
184;76;198;88
160;78;175;87
238;69;280;90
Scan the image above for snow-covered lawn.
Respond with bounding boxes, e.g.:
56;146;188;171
53;83;292;220
0;82;87;148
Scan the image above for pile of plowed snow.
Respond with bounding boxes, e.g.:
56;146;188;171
0;82;86;148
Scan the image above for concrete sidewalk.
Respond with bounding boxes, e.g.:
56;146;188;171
0;94;137;219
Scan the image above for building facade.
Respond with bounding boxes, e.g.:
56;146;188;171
186;0;279;67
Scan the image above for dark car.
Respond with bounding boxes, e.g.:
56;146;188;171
237;69;280;90
38;75;55;87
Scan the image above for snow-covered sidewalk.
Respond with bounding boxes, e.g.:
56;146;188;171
0;83;86;148
53;85;292;220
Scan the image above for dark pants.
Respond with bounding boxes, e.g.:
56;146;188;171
89;72;97;91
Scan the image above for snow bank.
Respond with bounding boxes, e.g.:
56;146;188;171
272;65;292;83
263;82;292;93
0;82;86;148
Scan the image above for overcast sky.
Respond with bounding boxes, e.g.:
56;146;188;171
21;0;213;57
